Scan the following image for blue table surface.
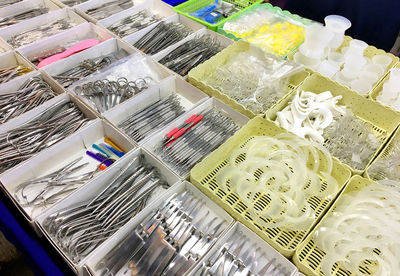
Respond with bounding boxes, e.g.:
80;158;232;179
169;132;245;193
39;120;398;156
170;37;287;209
0;190;74;276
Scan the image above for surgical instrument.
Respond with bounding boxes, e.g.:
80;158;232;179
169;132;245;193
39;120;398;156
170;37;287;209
85;0;133;20
159;34;224;76
60;0;88;6
0;7;49;28
118;94;186;143
14;157;100;209
133;21;192;55
74;77;152;113
43;155;168;262
107;10;163;38
52;53;125;88
194;232;292;276
0;101;91;174
0;0;22;9
0;65;32;85
95;189;226;276
0;76;57;124
8;18;77;48
154;109;240;176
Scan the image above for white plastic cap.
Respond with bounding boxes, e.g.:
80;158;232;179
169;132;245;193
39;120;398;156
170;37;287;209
372;55;392;69
351;79;372;94
317;60;340;78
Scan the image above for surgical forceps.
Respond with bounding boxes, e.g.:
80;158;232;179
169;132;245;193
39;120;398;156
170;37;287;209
0;101;90;174
95;189;226;276
14;157;100;209
154;109;240;176
74;77;151;113
118;94;186;143
0;76;57;124
86;0;133;20
0;7;49;27
43;156;167;262
133;21;192;55
0;65;32;85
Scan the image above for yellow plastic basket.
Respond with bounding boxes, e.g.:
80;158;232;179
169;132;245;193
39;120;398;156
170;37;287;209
188;40;309;119
190;116;351;257
287;36;399;97
364;123;400;180
266;72;400;174
293;175;378;276
370;62;400;102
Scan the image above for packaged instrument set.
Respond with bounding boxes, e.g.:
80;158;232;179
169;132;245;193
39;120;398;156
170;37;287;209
0;1;400;276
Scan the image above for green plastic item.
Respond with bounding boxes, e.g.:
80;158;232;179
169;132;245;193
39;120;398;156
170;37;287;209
173;0;263;31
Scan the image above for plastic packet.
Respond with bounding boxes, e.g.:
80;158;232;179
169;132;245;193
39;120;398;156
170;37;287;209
203;45;304;114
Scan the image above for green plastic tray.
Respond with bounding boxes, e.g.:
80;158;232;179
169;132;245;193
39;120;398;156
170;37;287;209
173;0;263;31
217;3;312;57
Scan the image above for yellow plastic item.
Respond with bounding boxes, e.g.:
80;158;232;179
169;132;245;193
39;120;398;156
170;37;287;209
266;72;400;174
246;21;305;57
190;116;351;257
188;40;309;119
293;175;377;276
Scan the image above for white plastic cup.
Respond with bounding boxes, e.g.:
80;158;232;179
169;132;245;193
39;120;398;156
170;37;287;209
372;55;392;70
294;51;321;69
390;68;400;79
300;25;334;59
346;39;368;56
317;60;340;78
324;15;352;49
328;51;345;67
364;63;385;77
344;54;367;71
351;79;372;94
334;71;352;86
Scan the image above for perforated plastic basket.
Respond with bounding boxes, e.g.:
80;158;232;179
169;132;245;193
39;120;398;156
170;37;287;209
173;0;263;31
364;123;400;180
370;62;400;103
287;36;399;96
293;175;378;276
188;40;309;118
217;3;312;58
266;72;400;175
190;116;351;257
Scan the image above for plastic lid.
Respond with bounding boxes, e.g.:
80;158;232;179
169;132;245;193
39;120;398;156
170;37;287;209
324;15;352;33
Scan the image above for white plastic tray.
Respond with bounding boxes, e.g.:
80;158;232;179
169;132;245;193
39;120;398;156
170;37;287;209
82;180;234;276
35;147;180;273
103;75;209;145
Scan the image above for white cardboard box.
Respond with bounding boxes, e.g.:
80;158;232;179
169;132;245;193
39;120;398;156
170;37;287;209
103;75;209;145
35;147;180;273
82;180;234;276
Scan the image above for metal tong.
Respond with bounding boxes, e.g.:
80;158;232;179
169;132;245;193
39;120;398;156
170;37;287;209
43;156;167;262
0;76;57;124
86;0;133;20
